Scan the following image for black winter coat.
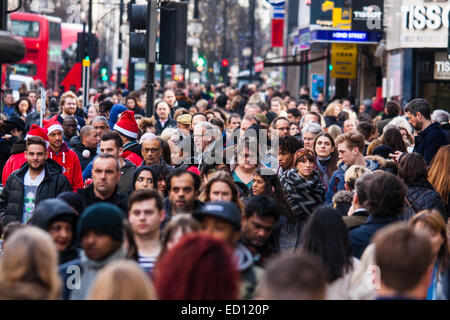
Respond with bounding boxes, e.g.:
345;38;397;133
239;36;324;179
69;136;98;171
404;180;447;221
0;159;72;226
154;113;177;136
76;184;129;214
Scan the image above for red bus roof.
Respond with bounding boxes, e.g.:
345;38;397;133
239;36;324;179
61;23;83;51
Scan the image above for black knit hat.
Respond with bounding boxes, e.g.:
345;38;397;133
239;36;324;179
77;202;124;242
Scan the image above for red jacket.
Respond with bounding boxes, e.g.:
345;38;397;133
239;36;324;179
2;152;26;185
47;143;84;190
123;150;143;167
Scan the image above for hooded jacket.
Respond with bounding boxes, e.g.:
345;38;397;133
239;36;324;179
31;198;79;265
235;243;264;300
61;247;126;300
48;142;84;190
69;136;98;171
117;159;136;195
325;158;381;204
122;140;143;167
0;159;72;226
1;139;27;185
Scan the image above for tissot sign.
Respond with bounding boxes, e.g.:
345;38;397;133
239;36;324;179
386;0;450;50
351;0;384;32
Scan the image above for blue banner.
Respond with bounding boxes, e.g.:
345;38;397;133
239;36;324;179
310;30;382;44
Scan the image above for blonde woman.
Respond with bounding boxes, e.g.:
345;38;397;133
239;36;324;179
270;97;287;117
323;100;342;127
88;260;157;300
0;226;61;300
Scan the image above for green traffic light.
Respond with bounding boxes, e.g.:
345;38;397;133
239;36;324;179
102;75;108;81
85;56;90;61
329;64;333;71
197;57;205;67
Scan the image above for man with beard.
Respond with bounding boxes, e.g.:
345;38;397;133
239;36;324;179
44;115;84;190
241;195;280;267
0;137;71;226
402;98;447;163
162;169;203;227
57;91;85;128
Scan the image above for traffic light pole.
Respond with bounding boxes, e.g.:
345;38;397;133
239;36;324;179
127;0;136;91
117;0;124;90
145;0;157;117
0;0;7;112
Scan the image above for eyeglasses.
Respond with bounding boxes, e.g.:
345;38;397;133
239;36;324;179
143;148;161;153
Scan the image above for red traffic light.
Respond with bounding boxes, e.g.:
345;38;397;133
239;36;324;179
221;59;229;67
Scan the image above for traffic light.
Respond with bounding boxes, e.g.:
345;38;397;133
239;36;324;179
221;59;229;83
159;2;188;65
0;31;26;63
101;67;108;82
196;56;205;67
76;32;99;63
128;1;157;62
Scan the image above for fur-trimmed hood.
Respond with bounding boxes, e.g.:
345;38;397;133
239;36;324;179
365;155;398;174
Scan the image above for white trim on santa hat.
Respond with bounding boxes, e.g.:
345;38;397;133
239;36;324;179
113;124;138;139
26;134;50;148
47;124;63;135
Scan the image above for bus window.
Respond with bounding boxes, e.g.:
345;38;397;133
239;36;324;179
49;22;61;41
8;63;38;77
11;20;40;38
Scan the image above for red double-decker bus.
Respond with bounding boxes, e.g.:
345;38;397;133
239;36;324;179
7;12;62;90
60;22;83;92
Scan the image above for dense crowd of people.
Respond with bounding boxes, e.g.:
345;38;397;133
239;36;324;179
0;80;448;300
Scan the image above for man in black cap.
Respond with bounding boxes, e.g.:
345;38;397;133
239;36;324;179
193;201;264;300
60;202;126;300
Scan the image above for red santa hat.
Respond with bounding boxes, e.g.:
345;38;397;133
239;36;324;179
113;110;139;139
26;124;50;148
43;115;63;135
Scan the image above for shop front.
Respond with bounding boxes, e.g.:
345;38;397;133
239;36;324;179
385;0;450;110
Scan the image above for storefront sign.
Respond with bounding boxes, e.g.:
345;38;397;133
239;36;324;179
298;27;311;51
331;43;357;79
388;53;403;97
434;52;450;80
310;0;335;28
385;0;450;50
310;30;382;43
352;0;384;32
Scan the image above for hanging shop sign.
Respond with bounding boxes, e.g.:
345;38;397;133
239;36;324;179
331;43;357;79
351;0;384;32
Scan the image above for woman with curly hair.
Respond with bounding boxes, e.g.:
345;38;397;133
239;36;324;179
279;148;326;249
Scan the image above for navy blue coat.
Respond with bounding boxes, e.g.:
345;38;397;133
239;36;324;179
413;122;447;163
349;215;400;259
